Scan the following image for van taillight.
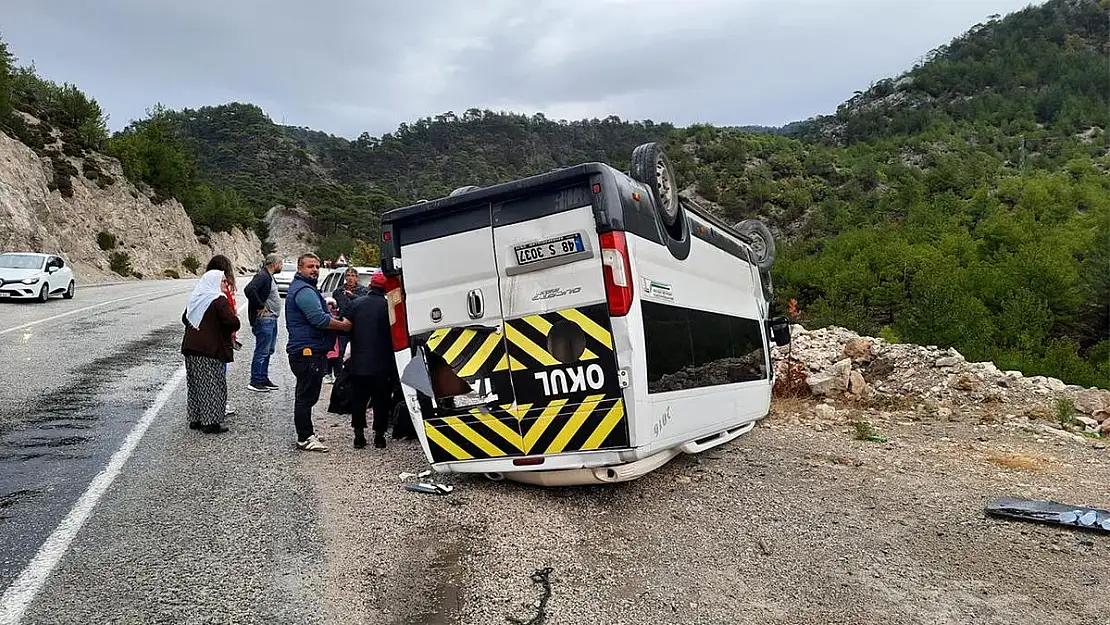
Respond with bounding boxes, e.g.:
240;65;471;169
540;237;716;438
599;231;633;317
383;274;409;351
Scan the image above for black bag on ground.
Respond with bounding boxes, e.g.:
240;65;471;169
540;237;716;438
327;364;353;415
390;380;418;439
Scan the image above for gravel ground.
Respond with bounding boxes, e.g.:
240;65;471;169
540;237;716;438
7;298;1107;624
308;395;1109;625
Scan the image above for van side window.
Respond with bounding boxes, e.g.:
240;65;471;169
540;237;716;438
642;301;767;393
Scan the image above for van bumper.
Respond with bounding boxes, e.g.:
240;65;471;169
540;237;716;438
429;447;682;486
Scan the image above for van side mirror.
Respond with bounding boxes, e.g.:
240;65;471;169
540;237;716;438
769;316;791;347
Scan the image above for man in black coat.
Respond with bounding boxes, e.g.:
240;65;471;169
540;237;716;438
345;274;399;449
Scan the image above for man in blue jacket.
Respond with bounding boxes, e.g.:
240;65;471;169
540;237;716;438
285;253;351;452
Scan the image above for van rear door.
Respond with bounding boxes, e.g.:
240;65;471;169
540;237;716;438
488;184;631;458
392;202;523;463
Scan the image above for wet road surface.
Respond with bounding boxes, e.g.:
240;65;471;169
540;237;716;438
0;280;199;589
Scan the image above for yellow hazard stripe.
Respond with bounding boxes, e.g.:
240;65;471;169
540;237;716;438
506;325;560;366
443;416;506;457
441;329;477;364
492;354;526;371
581;400;626;451
467;409;524;450
556;308;613;350
426;329;451;351
544;394;604;454
522;399;567;452
424;423;473;460
457;331;502;377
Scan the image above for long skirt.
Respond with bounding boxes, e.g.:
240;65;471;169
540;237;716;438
185;354;227;426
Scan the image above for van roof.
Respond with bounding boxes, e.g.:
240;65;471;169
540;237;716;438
381;162;612;225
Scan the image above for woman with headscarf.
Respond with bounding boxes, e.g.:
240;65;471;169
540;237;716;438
206;254;241;416
181;269;241;433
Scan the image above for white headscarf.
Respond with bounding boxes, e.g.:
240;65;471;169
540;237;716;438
185;269;227;329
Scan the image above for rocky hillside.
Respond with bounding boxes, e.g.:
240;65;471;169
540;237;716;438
0;116;262;282
772;325;1110;444
0;39;263;282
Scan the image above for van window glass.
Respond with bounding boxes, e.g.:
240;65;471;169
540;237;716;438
642;301;767;393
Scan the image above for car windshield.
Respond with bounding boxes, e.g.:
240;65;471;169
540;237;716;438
0;254;45;270
281;263;296;273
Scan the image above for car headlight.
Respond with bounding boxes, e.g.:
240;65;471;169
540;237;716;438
21;278;39;285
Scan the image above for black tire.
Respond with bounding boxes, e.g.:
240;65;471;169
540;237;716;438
630;142;680;228
38;284;49;303
449;185;480;197
734;219;776;272
64;281;75;299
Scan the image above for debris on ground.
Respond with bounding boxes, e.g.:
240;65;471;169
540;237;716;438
399;470;432;481
507;567;554;625
985;497;1110;533
405;482;454;495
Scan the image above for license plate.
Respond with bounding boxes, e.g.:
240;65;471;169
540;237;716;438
514;233;584;266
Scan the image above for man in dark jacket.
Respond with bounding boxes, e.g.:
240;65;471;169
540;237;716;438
345;276;398;449
243;254;283;392
285;253;352;452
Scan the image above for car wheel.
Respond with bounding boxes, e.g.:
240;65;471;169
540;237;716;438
38;284;49;303
64;281;75;299
630;142;681;228
734;219;776;272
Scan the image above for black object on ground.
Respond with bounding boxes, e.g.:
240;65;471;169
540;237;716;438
507;567;554;625
986;497;1110;533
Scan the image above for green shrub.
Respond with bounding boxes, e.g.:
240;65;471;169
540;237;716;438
109;251;131;276
163;269;180;279
182;254;200;274
96;231;116;250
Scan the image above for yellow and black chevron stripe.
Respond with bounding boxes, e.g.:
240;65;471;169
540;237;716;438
421;304;616;379
420;303;630;462
423;395;629;463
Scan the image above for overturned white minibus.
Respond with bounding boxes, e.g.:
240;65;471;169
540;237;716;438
377;142;791;485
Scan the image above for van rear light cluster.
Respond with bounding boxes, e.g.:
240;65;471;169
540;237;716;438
599;231;634;317
382;274;410;351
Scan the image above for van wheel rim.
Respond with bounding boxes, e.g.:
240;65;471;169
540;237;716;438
656;158;676;217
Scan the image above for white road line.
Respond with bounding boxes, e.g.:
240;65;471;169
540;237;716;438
0;287;185;337
0;300;246;625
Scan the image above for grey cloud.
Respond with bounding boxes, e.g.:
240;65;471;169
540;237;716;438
2;0;1043;138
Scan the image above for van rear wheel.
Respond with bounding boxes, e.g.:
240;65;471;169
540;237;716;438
630;142;680;228
734;219;776;272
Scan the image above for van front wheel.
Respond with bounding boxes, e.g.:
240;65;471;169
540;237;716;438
735;219;776;272
630;142;680;228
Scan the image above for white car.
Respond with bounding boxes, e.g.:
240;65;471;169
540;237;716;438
274;259;297;296
318;265;380;295
0;252;76;302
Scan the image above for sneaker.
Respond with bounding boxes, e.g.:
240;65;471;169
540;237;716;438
323;374;336;385
373;432;386;449
297;434;329;452
353;429;366;449
203;423;230;434
263;379;279;390
247;382;271;392
225;406;237;416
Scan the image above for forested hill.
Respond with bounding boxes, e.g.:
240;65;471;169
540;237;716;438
792;0;1109;146
163;103;673;239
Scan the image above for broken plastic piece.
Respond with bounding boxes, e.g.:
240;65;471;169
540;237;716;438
398;469;434;481
985;497;1110;533
405;482;454;495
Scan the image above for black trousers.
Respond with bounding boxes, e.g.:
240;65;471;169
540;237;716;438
288;353;327;442
349;374;394;434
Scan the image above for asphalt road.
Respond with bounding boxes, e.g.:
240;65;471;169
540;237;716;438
0;279;1105;625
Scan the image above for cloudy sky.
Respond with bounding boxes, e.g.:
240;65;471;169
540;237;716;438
4;0;1042;139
